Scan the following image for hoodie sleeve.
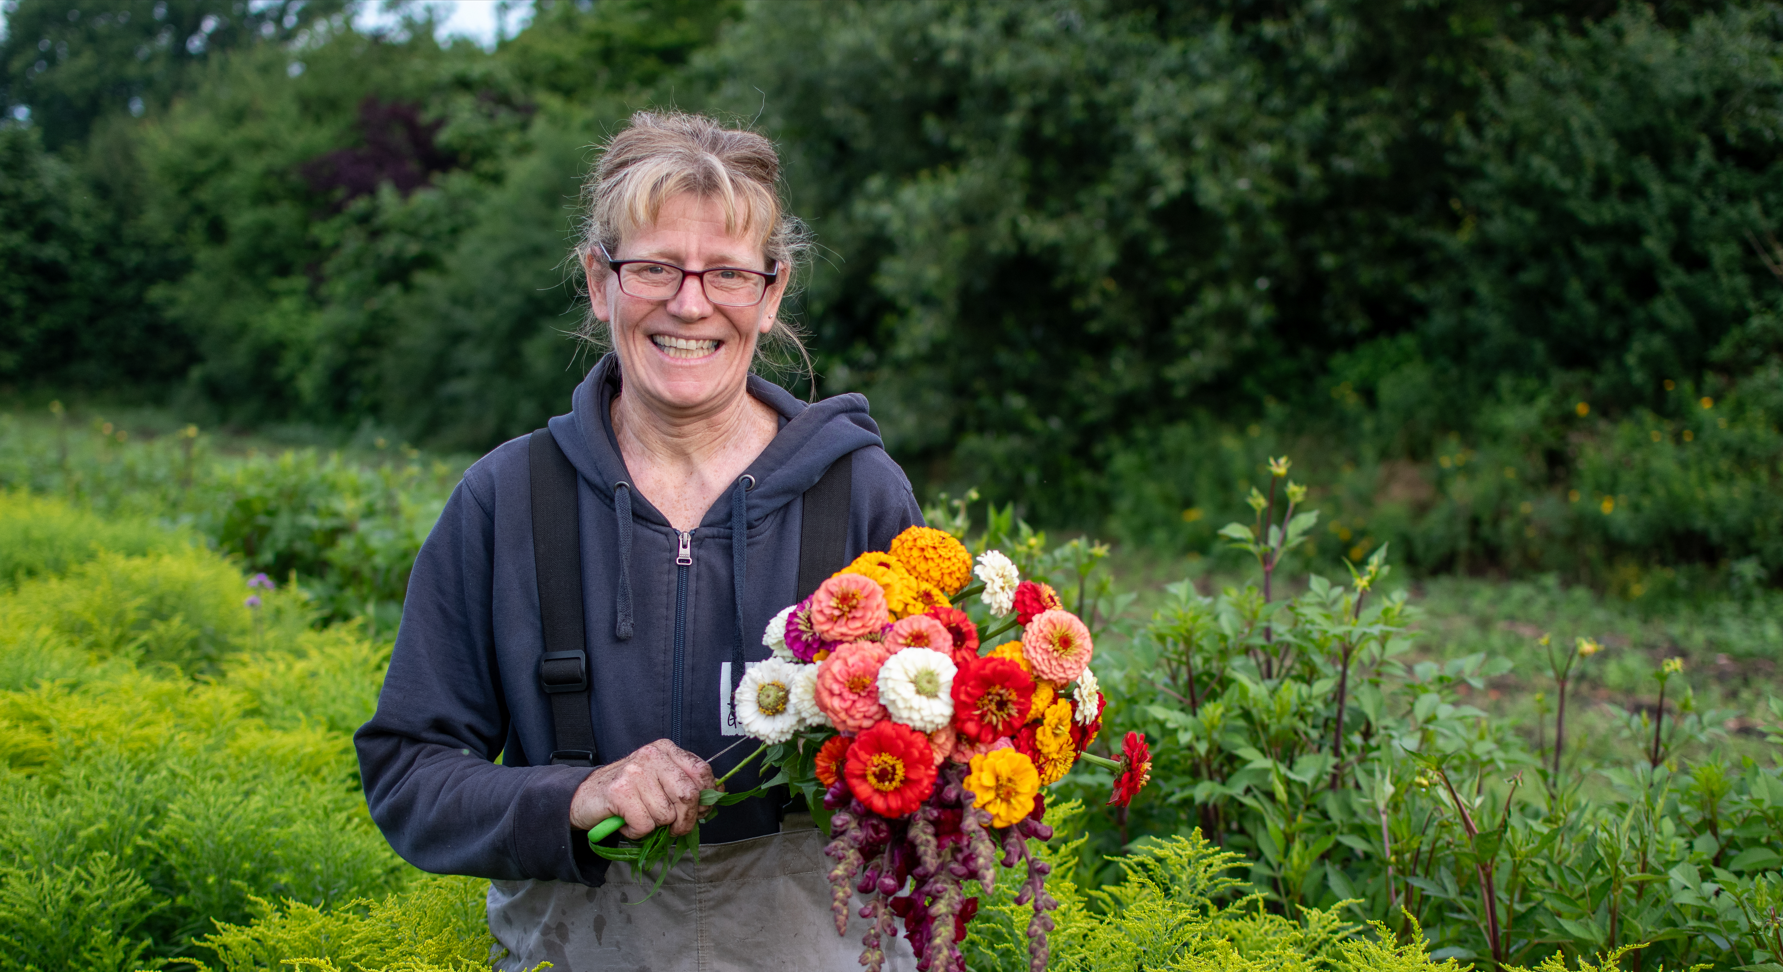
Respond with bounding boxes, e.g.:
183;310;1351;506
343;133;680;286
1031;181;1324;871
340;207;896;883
354;479;604;885
850;445;926;552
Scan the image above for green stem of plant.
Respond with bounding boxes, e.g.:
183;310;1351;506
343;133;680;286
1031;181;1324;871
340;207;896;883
1077;751;1122;771
980;616;1021;643
951;582;985;604
589;742;771;844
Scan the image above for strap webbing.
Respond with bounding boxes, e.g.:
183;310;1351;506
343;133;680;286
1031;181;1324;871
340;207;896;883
530;429;597;767
797;452;854;601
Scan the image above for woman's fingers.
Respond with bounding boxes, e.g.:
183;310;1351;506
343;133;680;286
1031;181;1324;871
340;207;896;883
610;760;678;839
568;740;718;837
653;739;715;789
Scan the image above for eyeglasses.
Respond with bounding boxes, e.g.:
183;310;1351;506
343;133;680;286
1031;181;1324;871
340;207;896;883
600;244;778;307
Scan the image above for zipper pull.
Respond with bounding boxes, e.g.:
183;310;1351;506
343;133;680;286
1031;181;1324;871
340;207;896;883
676;530;693;566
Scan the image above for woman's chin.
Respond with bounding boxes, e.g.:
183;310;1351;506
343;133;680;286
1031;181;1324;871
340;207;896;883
628;356;746;412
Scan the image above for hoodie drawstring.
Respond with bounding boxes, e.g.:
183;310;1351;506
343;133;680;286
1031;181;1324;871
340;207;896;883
613;482;635;641
730;476;752;701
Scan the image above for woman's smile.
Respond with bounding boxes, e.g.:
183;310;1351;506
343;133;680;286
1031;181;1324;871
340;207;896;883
650;334;722;360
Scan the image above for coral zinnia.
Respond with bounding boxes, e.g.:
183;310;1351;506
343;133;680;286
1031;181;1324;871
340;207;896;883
1022;609;1094;683
814;641;892;733
927;724;957;767
810;573;889;642
925;605;980;667
814;734;852;787
1108;731;1152;808
889;525;974;593
886;615;953;654
950;656;1034;744
845;720;938;818
963;748;1041;828
1012;581;1063;626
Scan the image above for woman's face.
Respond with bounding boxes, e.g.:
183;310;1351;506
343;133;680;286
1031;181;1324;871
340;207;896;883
588;193;786;420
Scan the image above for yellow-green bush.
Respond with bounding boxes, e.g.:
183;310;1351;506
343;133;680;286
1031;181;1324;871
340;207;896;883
0;491;187;591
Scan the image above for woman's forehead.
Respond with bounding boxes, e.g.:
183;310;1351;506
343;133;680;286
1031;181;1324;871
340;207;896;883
617;194;770;265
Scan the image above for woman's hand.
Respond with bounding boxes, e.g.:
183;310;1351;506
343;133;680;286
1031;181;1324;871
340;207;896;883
569;739;715;839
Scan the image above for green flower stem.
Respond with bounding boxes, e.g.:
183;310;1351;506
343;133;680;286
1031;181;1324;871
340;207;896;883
1076;751;1122;771
980;616;1021;643
951;582;985;604
588;741;770;844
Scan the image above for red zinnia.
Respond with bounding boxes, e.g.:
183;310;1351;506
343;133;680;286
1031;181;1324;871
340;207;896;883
1108;731;1152;808
1071;692;1104;753
925;605;980;667
814;734;852;787
844;720;937;818
1013;581;1063;625
950;656;1034;744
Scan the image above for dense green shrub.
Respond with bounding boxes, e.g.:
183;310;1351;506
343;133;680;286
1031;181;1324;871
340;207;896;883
0;489;188;589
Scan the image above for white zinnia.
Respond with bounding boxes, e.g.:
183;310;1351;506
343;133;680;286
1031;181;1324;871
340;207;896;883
763;603;797;662
877;647;957;732
974;550;1019;617
789;662;829;728
1072;666;1102;725
736;658;802;743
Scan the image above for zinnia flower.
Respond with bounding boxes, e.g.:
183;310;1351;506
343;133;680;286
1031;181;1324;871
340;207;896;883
1108;731;1152;808
925;605;980;667
845;720;937;818
949;734;1012;765
764;603;797;661
889;525;974;593
877;647;957;731
735;659;802;744
1071;688;1103;753
886;615;953;654
1012;581;1062;625
928;724;957;767
1022;609;1094;683
1072;667;1101;723
963;748;1041;827
814;641;892;732
950;656;1034;744
974;550;1020;618
815;734;851;787
987;642;1053;715
1031;701;1076;785
783;597;829;663
885;577;948;620
810;573;889;641
789;663;827;728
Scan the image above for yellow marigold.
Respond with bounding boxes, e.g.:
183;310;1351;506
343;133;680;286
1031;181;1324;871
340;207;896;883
1036;744;1075;786
964;748;1040;827
883;576;947;620
1036;700;1074;761
889;526;974;594
837;551;912;595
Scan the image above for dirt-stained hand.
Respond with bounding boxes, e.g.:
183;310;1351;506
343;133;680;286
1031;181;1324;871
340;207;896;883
569;739;715;839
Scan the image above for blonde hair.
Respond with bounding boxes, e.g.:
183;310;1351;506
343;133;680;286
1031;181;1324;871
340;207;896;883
574;111;814;389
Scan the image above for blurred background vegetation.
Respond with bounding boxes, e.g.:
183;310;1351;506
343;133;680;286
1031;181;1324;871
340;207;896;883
3;0;1780;599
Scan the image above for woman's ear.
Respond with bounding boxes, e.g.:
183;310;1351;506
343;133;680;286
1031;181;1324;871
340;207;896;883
585;250;611;320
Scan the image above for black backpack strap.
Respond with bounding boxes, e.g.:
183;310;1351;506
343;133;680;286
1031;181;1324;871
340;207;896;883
530;428;598;768
796;451;855;601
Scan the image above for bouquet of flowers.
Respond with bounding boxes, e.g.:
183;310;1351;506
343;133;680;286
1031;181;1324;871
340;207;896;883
728;526;1153;972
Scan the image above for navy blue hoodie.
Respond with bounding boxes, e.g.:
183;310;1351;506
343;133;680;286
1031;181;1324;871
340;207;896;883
355;354;923;886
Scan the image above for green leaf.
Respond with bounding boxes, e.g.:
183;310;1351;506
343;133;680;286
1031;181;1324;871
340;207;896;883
1727;846;1782;872
1218;523;1254;542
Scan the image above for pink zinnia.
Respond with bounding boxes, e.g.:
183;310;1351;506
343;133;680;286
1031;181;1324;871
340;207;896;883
814;641;892;733
783;597;830;663
810;574;889;642
1021;609;1094;683
886;615;953;654
949;734;1013;765
928;724;957;767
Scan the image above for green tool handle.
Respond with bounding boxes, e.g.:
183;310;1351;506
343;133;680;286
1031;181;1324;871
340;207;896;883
588;815;626;842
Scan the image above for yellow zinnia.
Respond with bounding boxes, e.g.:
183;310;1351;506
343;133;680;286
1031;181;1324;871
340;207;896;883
964;749;1041;827
889;526;974;594
1034;700;1077;784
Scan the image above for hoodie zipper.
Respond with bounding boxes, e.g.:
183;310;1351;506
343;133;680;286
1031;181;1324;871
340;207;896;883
671;529;692;747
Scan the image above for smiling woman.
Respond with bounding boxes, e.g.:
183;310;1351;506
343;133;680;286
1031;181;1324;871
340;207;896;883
353;111;925;971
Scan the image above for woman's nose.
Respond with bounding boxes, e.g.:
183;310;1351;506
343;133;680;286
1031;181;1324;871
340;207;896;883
665;273;714;320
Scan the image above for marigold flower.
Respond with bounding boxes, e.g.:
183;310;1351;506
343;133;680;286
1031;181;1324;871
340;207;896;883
735;659;803;744
974;550;1020;617
886;615;953;654
814;734;852;787
878;646;957;731
964;748;1041;827
845;720;937;818
1012;581;1062;626
890;526;974;593
924;605;980;667
1022;609;1093;683
885;578;949;619
1108;731;1152;808
814;641;892;733
950;656;1034;743
810;573;889;642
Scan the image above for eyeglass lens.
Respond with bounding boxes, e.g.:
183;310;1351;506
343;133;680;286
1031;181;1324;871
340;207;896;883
619;263;767;306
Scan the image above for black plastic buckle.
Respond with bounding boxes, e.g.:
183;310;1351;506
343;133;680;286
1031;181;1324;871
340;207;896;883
539;650;589;694
550;749;596;767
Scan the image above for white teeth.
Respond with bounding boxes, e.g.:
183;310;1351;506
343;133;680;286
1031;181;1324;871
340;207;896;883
651;335;719;358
